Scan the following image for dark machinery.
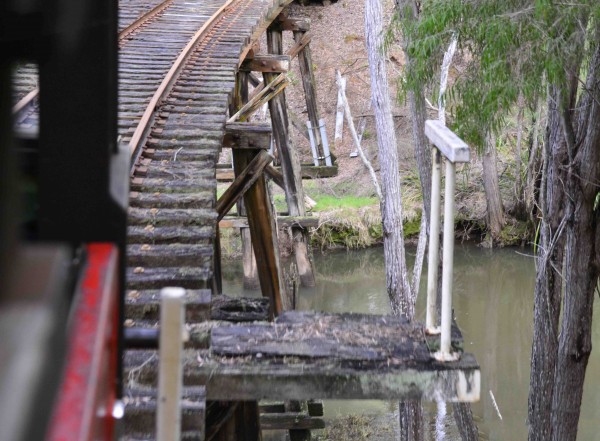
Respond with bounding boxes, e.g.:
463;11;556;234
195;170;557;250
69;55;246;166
0;0;126;439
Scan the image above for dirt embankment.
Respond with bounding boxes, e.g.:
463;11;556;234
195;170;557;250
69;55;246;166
230;0;532;254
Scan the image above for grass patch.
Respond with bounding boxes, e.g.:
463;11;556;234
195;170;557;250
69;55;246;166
312;195;378;211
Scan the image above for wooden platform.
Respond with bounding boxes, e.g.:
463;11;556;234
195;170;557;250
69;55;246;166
125;311;480;403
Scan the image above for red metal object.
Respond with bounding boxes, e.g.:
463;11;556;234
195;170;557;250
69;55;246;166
47;244;120;441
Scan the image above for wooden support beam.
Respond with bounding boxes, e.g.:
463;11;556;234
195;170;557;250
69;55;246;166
222;122;272;149
233;149;285;318
216;150;273;222
247;33;312;100
228;73;289;123
267;27;316;289
261;413;325;431
288;110;310;141
240;54;290;73
294;30;324;163
219;215;318;230
272;13;311;32
217;164;338;181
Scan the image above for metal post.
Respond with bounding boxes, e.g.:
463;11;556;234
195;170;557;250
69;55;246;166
319;118;332;166
426;148;442;333
436;159;459;361
157;287;186;440
306;121;319;166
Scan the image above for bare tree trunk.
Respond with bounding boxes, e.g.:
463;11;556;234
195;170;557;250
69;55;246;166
525;97;544;224
366;0;413;317
549;40;600;441
528;37;600;439
365;0;423;438
481;135;504;241
527;86;566;441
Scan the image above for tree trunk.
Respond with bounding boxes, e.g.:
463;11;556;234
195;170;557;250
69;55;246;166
481;135;504;241
527;86;567;441
366;0;422;439
549;40;600;441
513;92;527;220
366;0;413;317
528;38;600;441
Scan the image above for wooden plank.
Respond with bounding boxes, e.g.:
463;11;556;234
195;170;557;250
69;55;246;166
222;122;272;149
288;110;310;141
216;150;273;222
240;54;290;73
274;165;338;179
125;349;481;402
210;295;270;322
260;413;325;431
424;120;470;163
218;215;318;230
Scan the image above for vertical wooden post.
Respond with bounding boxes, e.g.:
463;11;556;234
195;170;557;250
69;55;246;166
232;149;284;317
157;287;185;441
232;70;284;317
232;71;260;289
294;29;324;163
266;27;316;288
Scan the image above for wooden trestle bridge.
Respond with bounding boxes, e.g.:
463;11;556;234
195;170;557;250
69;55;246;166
7;0;480;438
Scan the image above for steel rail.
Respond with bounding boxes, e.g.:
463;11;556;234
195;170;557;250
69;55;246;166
11;0;175;115
127;0;237;163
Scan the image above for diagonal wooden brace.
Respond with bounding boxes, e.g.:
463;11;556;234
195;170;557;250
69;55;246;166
216;150;273;222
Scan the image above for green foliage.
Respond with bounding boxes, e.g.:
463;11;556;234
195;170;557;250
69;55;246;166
313;195;379;211
390;0;600;149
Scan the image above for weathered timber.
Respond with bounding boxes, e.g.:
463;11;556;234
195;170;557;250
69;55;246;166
233;149;284;318
210;295;270;322
126;266;212;290
240;54;290;73
288;110;310;141
245;32;312;100
294;29;323;161
272;12;310;32
260;413;325;431
274;164;338;179
227;73;289;123
127;243;213;267
216;151;273;222
216;164;338;181
231;71;259;291
219;215;318;230
125;289;211;321
127;225;215;245
124;386;206;438
126;313;480;402
222;122;272;149
266;27;315;288
259;401;324;417
128;208;217;227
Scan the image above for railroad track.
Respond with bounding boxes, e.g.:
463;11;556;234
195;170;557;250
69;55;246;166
119;0;290;438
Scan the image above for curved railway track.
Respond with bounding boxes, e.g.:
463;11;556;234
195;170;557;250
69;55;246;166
119;0;288;438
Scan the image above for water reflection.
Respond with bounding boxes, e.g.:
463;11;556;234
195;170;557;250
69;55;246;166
223;244;600;440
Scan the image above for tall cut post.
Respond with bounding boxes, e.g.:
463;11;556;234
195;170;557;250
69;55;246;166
425;148;441;333
266;26;315;288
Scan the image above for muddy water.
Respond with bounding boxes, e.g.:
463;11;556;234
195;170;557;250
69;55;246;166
223;244;600;440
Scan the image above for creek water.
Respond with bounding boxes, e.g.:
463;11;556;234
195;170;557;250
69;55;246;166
222;244;600;440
